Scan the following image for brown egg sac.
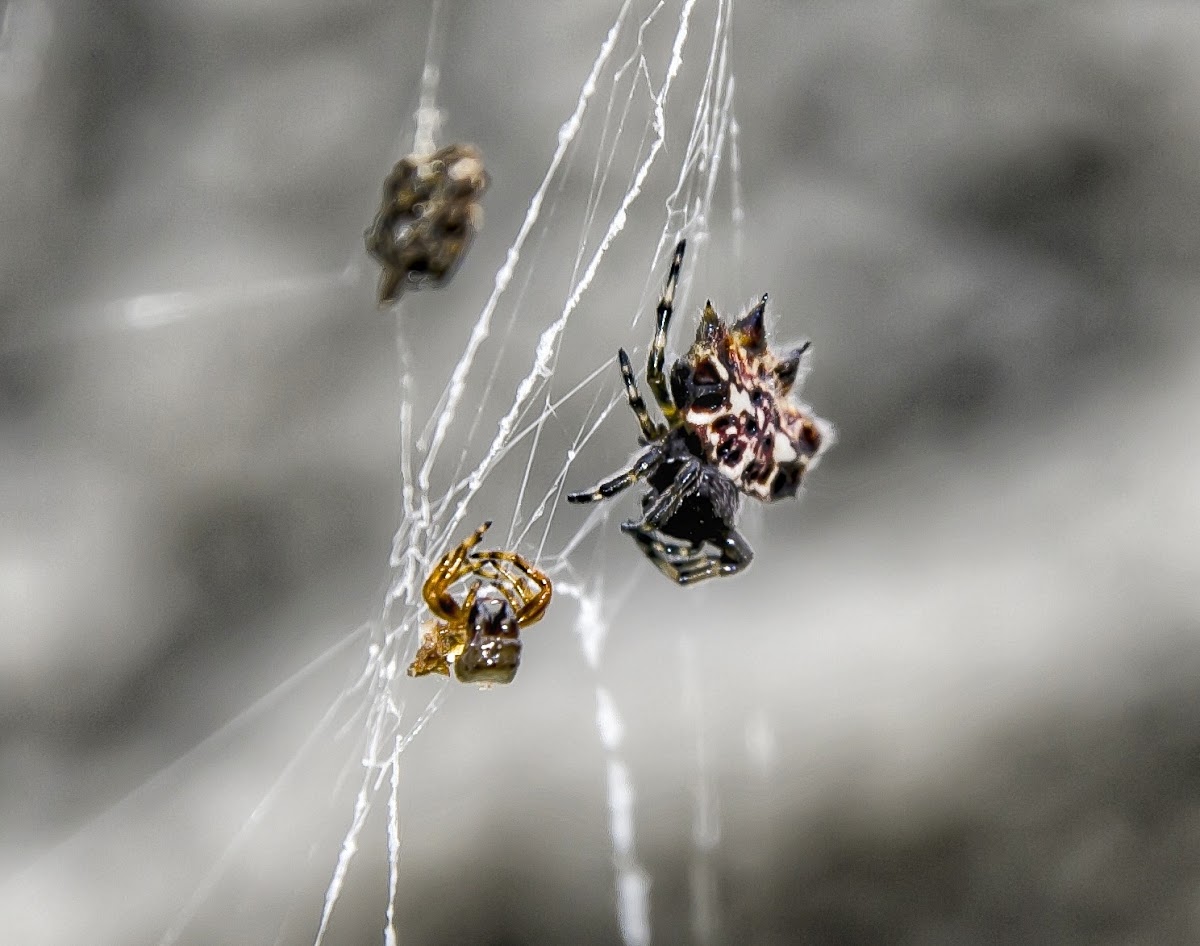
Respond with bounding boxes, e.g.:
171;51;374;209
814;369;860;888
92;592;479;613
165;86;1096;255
364;143;489;305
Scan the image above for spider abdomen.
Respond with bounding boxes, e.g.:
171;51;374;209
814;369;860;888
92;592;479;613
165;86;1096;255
681;341;830;502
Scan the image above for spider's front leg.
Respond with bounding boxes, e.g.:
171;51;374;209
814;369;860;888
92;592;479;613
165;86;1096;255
624;524;720;586
680;529;753;585
409;581;483;678
567;445;663;504
626;523;752;586
624;525;701;575
422;520;492;621
628;457;701;531
646;239;687;424
618;349;666;442
470;551;553;628
622;463;752;586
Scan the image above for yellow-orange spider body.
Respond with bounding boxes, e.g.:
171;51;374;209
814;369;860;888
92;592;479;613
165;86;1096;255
408;521;551;686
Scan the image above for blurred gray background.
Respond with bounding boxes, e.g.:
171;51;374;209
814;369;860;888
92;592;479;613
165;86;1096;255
3;0;1200;944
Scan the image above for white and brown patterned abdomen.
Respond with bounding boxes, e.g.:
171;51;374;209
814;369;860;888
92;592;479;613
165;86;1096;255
687;387;828;500
682;335;832;501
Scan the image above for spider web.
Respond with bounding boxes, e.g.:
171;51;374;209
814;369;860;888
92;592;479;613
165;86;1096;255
5;1;746;943
327;2;743;941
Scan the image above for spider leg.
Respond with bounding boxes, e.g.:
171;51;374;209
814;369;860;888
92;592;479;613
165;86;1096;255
471;557;530;613
474;553;535;588
620;461;752;586
474;551;553;627
470;560;524;613
416;581;483;675
617;459;708;581
470;556;516;586
469;551;553;628
669;555;725;586
452;582;481;652
623;457;701;532
625;526;699;562
567;445;663;504
630;530;697;558
677;529;754;586
408;602;478;678
618;348;666;441
646;239;686;424
624;523;711;586
626;524;753;587
422;520;491;621
509;563;552;627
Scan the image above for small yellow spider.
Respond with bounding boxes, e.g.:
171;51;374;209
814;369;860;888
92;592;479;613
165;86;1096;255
407;521;552;686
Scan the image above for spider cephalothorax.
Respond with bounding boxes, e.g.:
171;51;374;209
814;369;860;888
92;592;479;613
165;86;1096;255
567;239;832;586
408;521;551;686
364;143;489;305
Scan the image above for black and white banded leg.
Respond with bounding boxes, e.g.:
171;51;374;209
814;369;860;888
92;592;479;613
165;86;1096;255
618;348;665;442
566;445;663;504
645;239;686;423
624;523;752;586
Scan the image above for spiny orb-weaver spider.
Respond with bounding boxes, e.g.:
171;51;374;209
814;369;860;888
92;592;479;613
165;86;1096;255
567;239;833;586
408;521;552;686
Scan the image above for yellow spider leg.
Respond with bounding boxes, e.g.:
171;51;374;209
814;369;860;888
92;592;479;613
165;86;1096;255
453;582;481;653
471;551;532;590
470;557;528;614
422;520;492;621
410;583;479;679
478;550;553;627
468;551;552;628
